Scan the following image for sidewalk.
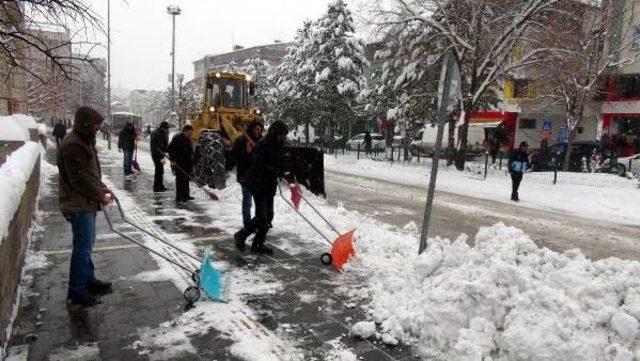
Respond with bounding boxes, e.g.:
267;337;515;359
6;143;420;360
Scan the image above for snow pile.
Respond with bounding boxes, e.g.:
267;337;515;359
22;250;50;272
0;141;41;243
11;114;38;129
365;223;640;360
0;116;30;141
351;321;376;339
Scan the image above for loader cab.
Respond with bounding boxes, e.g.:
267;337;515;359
206;72;252;111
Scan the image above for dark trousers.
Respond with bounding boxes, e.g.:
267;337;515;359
243;194;274;246
153;159;164;191
175;171;190;201
511;172;523;200
64;212;96;299
240;183;253;228
123;149;134;174
55;137;63;147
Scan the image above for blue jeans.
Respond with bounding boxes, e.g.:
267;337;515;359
64;212;96;299
241;184;253;228
123;149;133;174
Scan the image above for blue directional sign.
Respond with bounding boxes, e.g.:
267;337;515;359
542;119;552;132
559;127;569;143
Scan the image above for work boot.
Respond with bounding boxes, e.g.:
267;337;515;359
87;279;113;295
234;230;248;251
251;242;273;255
67;293;101;307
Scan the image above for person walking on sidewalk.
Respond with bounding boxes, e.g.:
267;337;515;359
117;122;137;176
232;120;264;227
168;125;194;202
234;121;289;254
53;119;67;147
508;141;530;202
57;106;115;306
364;131;372;155
150;121;171;192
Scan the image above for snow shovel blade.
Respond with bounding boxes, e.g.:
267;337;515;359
132;160;141;172
331;229;356;271
290;183;302;209
203;187;219;200
200;246;225;301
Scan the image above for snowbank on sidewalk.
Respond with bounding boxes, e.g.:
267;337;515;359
325;156;640;225
363;223;640;360
0;142;41;243
0;116;30;141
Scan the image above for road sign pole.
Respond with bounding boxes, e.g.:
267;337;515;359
418;51;456;254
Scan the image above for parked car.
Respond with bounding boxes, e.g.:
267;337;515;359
617;153;640;174
317;134;347;148
410;123;486;156
345;133;386;151
531;141;603;172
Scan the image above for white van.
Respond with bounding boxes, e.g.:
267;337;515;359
410;123;488;156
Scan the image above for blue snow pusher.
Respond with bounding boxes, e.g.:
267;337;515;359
103;197;226;304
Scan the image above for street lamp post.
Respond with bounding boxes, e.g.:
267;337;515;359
167;5;181;113
107;0;112;150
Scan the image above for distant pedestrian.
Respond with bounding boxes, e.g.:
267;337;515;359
118;122;137;176
232;120;264;227
53;119;67;147
57;106;115;306
144;124;152;138
234;121;289;254
364;131;372;154
168;125;194;202
508;141;530;202
151;122;171;192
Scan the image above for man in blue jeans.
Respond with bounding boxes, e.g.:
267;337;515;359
232;120;264;227
118;122;137;176
58;106;115;306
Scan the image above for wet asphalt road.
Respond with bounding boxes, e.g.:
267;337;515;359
325;170;640;261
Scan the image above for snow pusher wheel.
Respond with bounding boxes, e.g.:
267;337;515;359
191;270;200;284
320;253;332;266
184;286;201;303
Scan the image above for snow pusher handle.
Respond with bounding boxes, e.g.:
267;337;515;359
169;160;219;200
277;180;334;246
107;196;201;263
281;177;341;236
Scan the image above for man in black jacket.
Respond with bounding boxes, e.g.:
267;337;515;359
508;141;530;202
234;121;289;254
53;119;67;147
168;125;194;202
233;120;264;227
150;121;171;192
117;122;137;176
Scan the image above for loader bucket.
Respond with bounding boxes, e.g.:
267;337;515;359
200;246;225;301
331;229;356;271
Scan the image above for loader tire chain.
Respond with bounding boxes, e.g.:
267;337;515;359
123;202;197;283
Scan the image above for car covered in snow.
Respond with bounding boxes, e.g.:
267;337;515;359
345;133;386;151
617;153;640;174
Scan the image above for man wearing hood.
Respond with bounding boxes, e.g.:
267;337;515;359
234;121;289;254
168;125;195;202
58;106;115;306
232;120;264;228
150;121;171;192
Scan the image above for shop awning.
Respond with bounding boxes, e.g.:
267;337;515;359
469;120;502;127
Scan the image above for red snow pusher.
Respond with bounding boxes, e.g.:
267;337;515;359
102;196;226;303
278;179;356;271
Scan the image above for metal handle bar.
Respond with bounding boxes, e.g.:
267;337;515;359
102;205;197;275
109;197;200;263
281;177;341;236
277;181;333;246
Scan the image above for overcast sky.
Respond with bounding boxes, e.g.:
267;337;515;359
83;0;359;92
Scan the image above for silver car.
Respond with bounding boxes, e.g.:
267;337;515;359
345;133;386;151
618;153;640;174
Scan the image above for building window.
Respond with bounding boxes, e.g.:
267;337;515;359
615;75;640;98
520;118;536;129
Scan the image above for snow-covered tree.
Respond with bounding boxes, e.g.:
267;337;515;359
533;0;638;170
236;58;275;116
370;0;560;169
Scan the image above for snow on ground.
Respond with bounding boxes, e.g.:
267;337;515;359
0;116;30;141
0;141;42;244
325;155;640;225
102;141;640;360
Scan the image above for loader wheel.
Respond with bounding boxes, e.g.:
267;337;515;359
320;253;333;266
191;270;200;285
184;286;201;304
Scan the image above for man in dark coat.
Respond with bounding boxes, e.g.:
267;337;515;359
117;122;137;176
150;121;171;192
364;131;372;154
232;120;264;227
58;106;115;306
508;141;530;202
53;119;67;147
168;125;194;202
234;121;289;254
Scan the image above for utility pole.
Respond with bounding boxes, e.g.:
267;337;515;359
167;5;181;113
418;51;456;254
107;0;112;150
